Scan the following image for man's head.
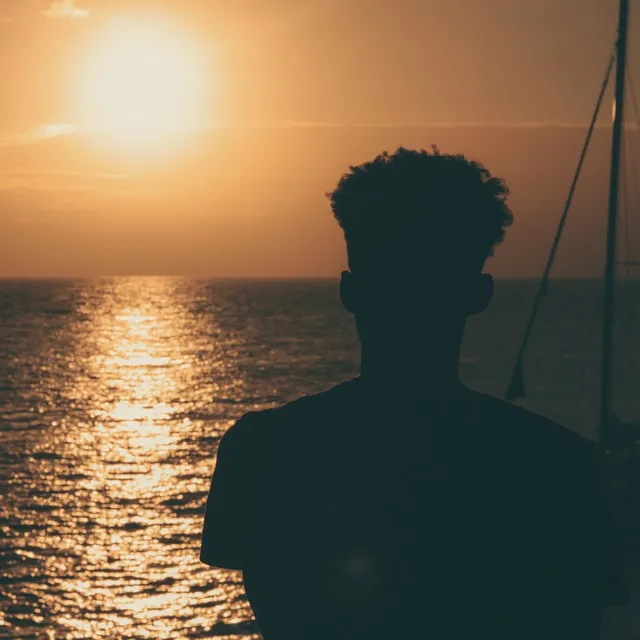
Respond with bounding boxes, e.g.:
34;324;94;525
328;146;513;346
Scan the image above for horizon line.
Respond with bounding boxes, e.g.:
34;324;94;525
0;275;634;281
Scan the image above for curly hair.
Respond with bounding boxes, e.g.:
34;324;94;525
327;146;513;274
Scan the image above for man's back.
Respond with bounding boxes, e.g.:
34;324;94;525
201;379;629;639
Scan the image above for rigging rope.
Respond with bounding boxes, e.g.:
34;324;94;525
622;70;640;416
625;69;640;257
505;51;616;400
620;130;632;397
625;68;640;231
621;129;630;278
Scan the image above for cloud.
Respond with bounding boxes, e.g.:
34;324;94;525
0;120;634;149
42;1;89;19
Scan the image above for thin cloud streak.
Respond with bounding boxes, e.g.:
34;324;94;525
2;119;638;148
278;120;634;130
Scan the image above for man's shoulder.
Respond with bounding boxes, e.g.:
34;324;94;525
221;378;359;446
469;389;597;468
269;377;359;420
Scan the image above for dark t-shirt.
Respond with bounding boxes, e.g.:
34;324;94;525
200;378;630;639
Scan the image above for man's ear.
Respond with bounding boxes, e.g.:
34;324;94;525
467;273;493;315
340;271;356;314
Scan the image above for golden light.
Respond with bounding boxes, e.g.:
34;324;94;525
73;13;212;156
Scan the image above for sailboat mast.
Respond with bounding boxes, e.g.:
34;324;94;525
599;0;630;454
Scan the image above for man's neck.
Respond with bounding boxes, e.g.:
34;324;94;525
358;346;464;410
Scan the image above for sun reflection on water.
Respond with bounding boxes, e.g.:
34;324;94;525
2;278;259;638
3;277;357;638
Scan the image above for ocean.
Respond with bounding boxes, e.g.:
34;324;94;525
1;277;639;639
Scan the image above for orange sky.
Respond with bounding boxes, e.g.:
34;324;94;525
0;0;639;277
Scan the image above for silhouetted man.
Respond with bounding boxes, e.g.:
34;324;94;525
200;147;629;639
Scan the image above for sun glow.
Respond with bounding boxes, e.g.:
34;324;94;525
73;13;212;155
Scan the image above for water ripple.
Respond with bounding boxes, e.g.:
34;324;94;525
1;277;359;638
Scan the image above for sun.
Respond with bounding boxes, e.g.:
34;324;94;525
73;13;212;155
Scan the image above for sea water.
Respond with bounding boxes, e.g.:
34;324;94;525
1;277;639;639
